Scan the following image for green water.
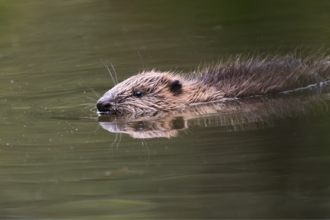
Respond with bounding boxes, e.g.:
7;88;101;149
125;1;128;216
1;0;330;218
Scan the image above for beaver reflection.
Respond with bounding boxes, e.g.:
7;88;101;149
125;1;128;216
98;87;330;139
99;115;187;139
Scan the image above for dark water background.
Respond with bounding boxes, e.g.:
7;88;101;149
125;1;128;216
1;0;330;218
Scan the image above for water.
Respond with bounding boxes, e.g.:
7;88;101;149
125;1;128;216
1;0;330;218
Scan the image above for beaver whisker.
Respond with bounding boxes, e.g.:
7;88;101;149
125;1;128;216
123;102;158;109
138;51;145;70
100;58;117;86
81;95;97;101
79;76;100;98
110;62;119;85
81;103;96;106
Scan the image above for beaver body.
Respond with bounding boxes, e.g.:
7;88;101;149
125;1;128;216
97;54;330;115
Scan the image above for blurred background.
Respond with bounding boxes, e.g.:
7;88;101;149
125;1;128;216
0;0;330;218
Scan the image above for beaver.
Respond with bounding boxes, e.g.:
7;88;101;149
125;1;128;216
96;53;330;115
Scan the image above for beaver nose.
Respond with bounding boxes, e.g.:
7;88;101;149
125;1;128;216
96;100;112;112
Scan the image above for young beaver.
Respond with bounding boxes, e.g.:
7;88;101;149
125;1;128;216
96;54;330;115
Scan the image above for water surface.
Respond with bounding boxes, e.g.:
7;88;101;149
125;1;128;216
1;0;330;218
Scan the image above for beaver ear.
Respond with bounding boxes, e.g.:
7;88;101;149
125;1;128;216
168;80;182;95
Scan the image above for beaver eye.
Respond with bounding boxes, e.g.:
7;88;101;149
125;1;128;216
134;91;143;98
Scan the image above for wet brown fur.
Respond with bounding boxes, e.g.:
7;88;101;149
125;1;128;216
97;53;330;115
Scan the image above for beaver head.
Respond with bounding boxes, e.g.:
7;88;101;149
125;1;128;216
96;71;188;115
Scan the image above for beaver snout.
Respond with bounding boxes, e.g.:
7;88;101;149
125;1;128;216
96;100;112;112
